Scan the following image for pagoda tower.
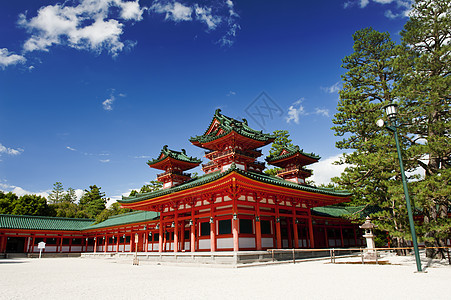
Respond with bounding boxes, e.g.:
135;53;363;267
147;145;201;189
266;145;319;184
189;109;275;173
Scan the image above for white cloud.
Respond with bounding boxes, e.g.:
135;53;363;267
0;48;26;69
344;0;413;19
310;154;350;186
0;181;51;198
1;183;85;202
66;146;77;151
152;1;240;47
16;0;240;60
0;143;24;156
321;82;341;94
100;159;111;163
102;97;115;111
315;108;330;117
119;0;145;21
360;0;370;8
151;1;193;21
286;99;306;124
18;0;145;56
102;89;124;111
227;90;236;96
195;5;222;30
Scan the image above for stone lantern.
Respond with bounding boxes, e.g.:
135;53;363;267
360;216;377;259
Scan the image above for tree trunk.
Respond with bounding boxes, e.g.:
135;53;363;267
391;236;408;256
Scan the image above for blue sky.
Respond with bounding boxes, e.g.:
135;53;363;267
0;0;412;204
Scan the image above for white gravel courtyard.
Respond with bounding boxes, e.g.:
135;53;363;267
1;253;449;300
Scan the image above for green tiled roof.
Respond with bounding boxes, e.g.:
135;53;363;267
312;206;365;218
189;109;275;145
266;145;320;163
85;211;159;230
147;145;201;167
0;214;94;231
120;165;351;204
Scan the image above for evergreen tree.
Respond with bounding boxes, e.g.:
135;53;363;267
0;191;18;214
265;130;295;176
95;202;132;224
79;185;107;218
139;181;163;193
268;130;294;156
396;0;451;259
12;194;50;216
48;182;65;204
331;27;412;253
63;187;78;203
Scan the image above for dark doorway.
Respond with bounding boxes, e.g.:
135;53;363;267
6;237;26;253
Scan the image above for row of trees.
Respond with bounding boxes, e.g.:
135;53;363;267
332;0;450;258
0;183;133;223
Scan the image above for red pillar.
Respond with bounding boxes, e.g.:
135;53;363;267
307;210;315;248
116;235;119;253
158;220;163;253
255;202;262;250
293;219;299;249
210;218;216;252
287;219;293;249
276;203;282;249
180;221;185;251
145;229;149;253
104;236;107;253
174;216;179;253
94;237;97;253
59;235;63;253
324;226;329;248
190;219;196;252
0;235;5;253
129;233;133;253
340;224;344;248
232;179;239;252
232;218;239;251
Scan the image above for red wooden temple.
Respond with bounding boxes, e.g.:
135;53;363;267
117;109;355;252
1;109;370;255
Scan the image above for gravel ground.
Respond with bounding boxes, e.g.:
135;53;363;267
0;252;449;300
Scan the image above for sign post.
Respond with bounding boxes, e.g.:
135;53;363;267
38;241;46;259
133;233;139;265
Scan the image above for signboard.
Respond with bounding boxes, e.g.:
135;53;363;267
38;241;46;259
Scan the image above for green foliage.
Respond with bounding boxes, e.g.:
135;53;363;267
263;168;280;176
395;0;451;258
63;187;77;203
139;181;163;193
333;1;451;258
95;202;132;224
265;130;294;175
0;191;18;214
79;185;107;219
268;130;294;156
1;193;51;216
48;182;65;204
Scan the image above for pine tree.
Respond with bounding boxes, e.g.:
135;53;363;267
48;182;65;204
265;130;295;176
396;0;451;259
332;27;413;253
79;185;107;219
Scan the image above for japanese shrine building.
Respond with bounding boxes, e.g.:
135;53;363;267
1;109;366;255
116;109;358;252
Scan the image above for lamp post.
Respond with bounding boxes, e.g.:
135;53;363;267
377;103;422;272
